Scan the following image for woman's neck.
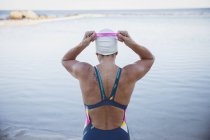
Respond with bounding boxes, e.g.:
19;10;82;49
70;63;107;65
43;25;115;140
99;56;116;67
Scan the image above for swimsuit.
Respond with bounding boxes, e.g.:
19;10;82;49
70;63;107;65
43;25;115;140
83;66;130;140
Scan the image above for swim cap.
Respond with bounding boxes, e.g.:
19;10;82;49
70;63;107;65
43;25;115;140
95;29;118;55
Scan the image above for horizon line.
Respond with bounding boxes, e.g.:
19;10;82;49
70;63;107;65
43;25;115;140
1;7;210;11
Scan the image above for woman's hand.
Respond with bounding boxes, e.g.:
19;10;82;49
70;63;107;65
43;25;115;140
117;31;136;47
81;31;96;47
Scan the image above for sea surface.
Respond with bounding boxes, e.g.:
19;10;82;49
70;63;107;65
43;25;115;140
0;9;210;140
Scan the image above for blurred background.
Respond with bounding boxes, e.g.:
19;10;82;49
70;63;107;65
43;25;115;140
0;0;210;140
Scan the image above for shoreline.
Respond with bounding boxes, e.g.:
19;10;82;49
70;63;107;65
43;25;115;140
1;14;210;27
0;14;105;26
1;8;210;27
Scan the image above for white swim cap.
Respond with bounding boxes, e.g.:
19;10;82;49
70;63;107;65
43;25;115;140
95;29;118;55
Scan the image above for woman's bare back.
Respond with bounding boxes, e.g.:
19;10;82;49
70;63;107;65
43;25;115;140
79;64;135;130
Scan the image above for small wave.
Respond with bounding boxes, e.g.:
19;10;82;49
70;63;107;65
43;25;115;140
0;124;82;140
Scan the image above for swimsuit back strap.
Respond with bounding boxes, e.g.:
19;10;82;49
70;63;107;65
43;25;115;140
109;68;122;100
94;66;106;100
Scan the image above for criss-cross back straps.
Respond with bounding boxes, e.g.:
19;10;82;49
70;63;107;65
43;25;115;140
94;66;122;100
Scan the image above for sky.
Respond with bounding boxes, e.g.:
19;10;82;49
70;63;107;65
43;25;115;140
0;0;210;10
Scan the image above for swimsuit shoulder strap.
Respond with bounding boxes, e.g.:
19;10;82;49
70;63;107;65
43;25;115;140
94;66;122;100
109;67;122;100
94;66;106;100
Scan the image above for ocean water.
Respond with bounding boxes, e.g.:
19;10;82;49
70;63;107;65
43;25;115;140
0;10;210;140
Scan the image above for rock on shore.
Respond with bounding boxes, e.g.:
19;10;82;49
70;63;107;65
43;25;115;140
9;10;56;20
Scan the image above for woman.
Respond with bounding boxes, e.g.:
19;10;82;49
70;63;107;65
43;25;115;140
62;29;155;140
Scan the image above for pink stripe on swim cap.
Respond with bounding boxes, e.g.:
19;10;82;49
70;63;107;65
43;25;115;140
96;32;118;37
